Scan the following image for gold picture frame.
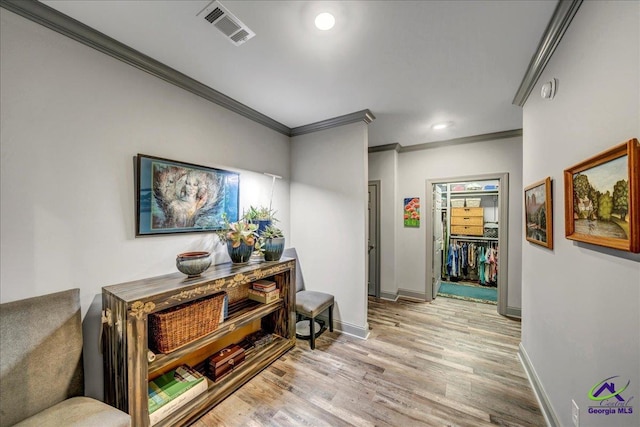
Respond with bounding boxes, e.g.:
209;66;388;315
563;138;639;253
525;177;553;249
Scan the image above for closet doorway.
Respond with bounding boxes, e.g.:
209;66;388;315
425;173;509;316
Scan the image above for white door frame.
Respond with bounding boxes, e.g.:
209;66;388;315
432;185;443;299
425;173;509;316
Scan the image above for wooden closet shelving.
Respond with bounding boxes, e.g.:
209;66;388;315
102;258;296;426
446;184;499;240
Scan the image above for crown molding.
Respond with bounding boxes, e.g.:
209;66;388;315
512;0;582;107
1;0;376;138
401;129;522;152
368;143;402;153
290;110;376;137
368;129;522;153
0;0;291;135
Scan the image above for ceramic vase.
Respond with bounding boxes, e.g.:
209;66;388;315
263;237;285;261
254;219;272;235
227;241;253;264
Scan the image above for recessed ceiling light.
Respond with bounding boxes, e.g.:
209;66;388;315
431;121;453;130
315;12;335;31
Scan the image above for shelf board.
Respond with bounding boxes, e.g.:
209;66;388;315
155;336;293;427
448;190;498;196
149;299;284;376
450;235;498;241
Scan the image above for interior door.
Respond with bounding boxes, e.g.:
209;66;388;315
368;183;379;297
432;185;444;298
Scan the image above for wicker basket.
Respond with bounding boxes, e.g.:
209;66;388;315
484;224;499;238
225;283;250;304
149;292;225;354
465;198;481;207
450;199;465;207
484;228;498;238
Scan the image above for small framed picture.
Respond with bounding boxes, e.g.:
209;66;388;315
524;177;553;249
403;197;420;227
563;138;639;252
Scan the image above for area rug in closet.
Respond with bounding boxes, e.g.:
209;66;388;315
437;281;497;304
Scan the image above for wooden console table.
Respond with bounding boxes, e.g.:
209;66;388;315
102;258;296;426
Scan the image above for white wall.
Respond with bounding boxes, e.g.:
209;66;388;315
290;123;369;338
391;137;523;309
522;2;640;427
0;9;290;398
368;149;398;298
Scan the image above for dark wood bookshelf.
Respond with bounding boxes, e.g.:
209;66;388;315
102;258;296;426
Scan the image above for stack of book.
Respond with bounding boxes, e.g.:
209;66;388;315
248;279;279;304
148;365;207;425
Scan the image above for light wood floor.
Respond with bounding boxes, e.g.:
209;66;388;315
194;297;546;427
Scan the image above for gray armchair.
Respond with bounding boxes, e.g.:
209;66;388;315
283;248;334;349
0;289;130;427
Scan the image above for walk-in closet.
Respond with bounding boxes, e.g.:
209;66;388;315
426;173;509;315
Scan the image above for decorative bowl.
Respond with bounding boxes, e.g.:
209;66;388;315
176;251;212;277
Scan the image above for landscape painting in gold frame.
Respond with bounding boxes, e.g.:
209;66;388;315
525;177;553;249
563;138;639;253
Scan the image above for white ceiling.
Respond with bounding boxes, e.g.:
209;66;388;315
41;0;558;147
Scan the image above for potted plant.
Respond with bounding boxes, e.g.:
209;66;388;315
216;218;258;264
259;225;285;261
243;205;277;235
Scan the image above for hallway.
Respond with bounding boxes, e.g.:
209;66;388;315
195;297;545;426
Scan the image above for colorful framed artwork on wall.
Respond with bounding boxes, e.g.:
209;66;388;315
563;138;639;252
403;197;420;227
136;154;240;236
524;177;553;249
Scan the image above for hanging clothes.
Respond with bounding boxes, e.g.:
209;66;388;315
460;243;468;277
446;240;498;287
484;247;491;284
477;246;486;285
447;242;459;277
489;245;498;284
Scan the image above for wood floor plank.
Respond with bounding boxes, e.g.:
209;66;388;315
194;297;545;426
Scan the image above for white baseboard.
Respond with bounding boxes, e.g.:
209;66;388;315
398;288;426;301
313;315;369;340
506;306;522;318
518;343;558;427
379;291;399;301
335;319;369;339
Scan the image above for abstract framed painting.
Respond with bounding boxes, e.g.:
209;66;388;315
563;138;639;252
136;154;239;236
524;177;553;249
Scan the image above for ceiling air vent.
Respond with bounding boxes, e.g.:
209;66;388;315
197;1;255;46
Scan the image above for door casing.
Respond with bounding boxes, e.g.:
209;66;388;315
368;181;381;298
425;173;509;316
432;185;443;299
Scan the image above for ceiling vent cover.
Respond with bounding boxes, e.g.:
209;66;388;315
197;1;255;46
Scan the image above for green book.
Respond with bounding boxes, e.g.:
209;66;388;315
148;365;205;414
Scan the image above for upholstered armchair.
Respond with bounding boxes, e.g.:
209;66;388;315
0;289;130;427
